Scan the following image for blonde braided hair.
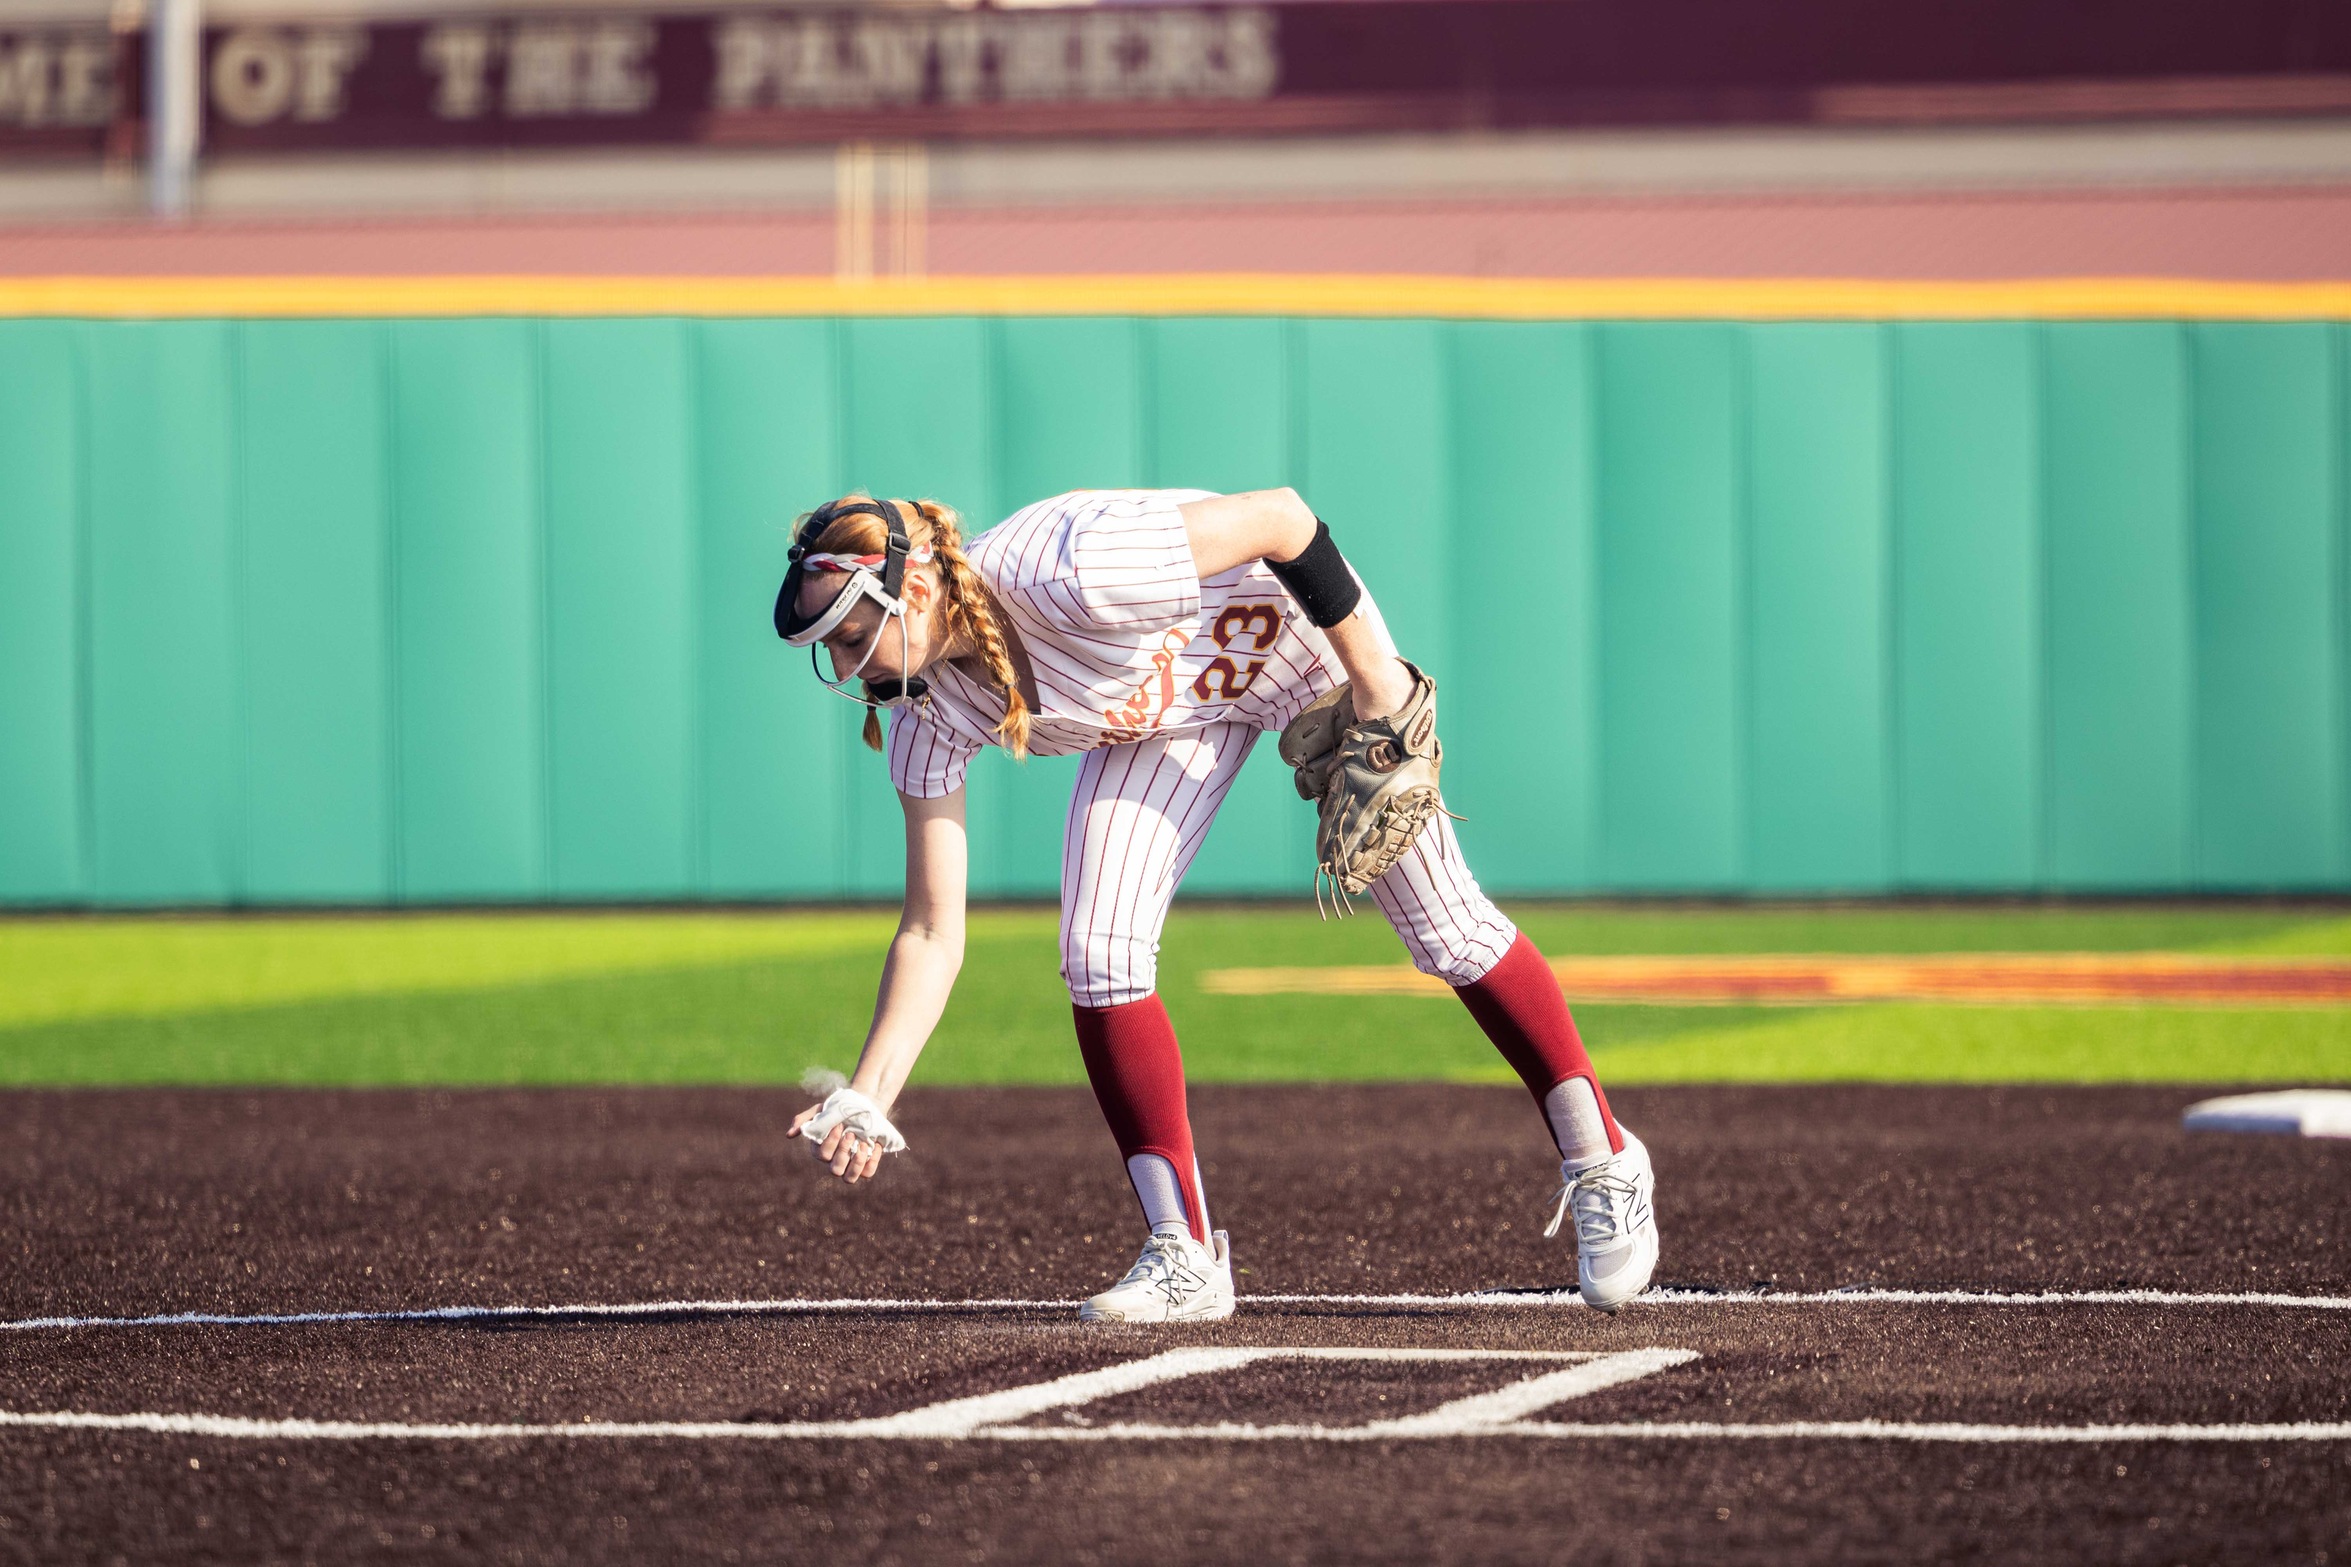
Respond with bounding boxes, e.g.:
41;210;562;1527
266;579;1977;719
797;496;1032;759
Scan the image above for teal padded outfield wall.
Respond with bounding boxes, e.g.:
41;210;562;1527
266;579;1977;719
2;315;2347;905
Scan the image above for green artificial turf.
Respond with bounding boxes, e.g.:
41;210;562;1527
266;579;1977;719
1;903;2347;1087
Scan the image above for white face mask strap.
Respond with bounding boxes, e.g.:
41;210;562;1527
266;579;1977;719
808;597;924;715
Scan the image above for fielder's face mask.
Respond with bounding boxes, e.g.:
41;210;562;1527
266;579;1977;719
773;499;936;711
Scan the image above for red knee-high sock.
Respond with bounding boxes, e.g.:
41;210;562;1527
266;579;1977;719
1455;934;1624;1157
1072;996;1208;1243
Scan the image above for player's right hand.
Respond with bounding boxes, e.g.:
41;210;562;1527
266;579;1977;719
791;1103;886;1183
788;1087;907;1185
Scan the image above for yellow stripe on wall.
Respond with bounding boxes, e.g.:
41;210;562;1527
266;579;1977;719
5;273;2351;320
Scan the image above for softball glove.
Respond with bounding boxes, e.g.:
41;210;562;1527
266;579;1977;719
1277;662;1446;909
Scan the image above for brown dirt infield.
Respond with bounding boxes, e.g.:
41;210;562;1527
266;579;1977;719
0;1083;2346;1564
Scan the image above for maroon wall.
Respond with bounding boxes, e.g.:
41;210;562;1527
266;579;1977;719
7;0;2350;159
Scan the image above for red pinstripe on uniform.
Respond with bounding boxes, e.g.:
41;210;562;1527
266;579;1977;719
1055;721;1515;1004
885;491;1359;798
1060;722;1259;1004
878;489;1620;1228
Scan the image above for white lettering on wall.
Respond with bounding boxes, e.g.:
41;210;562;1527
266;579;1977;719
710;8;1280;114
577;20;658;114
210;26;368;126
6;10;1282;138
54;31;115;123
0;28;117;128
420;19;656;121
295;29;369;121
420;23;497;119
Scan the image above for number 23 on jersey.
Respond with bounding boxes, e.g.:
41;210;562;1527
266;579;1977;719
1193;602;1281;701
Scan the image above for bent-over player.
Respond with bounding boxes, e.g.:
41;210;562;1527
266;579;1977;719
778;489;1659;1320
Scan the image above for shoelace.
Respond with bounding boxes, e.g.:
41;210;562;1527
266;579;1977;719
1542;1163;1644;1248
1113;1233;1203;1298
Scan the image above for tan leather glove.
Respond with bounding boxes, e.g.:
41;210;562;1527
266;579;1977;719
1276;662;1445;905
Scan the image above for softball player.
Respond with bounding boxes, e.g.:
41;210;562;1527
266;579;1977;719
779;488;1659;1320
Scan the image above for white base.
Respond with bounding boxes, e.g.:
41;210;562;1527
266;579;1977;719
2182;1090;2351;1139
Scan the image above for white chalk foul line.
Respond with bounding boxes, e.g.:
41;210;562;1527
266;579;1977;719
1321;1287;2351;1310
979;1419;2351;1445
5;1285;2347;1334
2;1346;2343;1446
0;1297;1075;1334
0;1348;1693;1445
4;1410;2346;1446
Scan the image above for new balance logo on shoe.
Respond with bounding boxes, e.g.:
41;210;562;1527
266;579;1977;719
1081;1230;1235;1323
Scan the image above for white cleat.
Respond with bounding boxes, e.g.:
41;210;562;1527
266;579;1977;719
1545;1130;1660;1313
1079;1229;1235;1324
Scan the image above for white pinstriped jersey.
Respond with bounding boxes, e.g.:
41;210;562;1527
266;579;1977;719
885;489;1354;800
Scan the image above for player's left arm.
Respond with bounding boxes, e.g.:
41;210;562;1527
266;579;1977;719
1179;488;1318;578
1177;489;1414;721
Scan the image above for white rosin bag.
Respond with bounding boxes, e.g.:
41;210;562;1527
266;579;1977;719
798;1086;907;1155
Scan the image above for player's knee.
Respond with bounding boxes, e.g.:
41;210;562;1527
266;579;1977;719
1061;934;1159;1009
1403;939;1500;987
1395;910;1520;987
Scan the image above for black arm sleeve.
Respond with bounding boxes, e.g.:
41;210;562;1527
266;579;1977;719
1265;516;1363;629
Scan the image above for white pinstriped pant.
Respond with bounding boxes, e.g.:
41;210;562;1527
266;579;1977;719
1059;720;1519;1008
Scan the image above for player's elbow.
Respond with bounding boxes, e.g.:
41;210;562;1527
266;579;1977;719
1261;488;1318;562
896;920;965;974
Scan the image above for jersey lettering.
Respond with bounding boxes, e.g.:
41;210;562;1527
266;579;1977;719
1213;602;1282;652
1192;656;1270;702
1103;628;1192;734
